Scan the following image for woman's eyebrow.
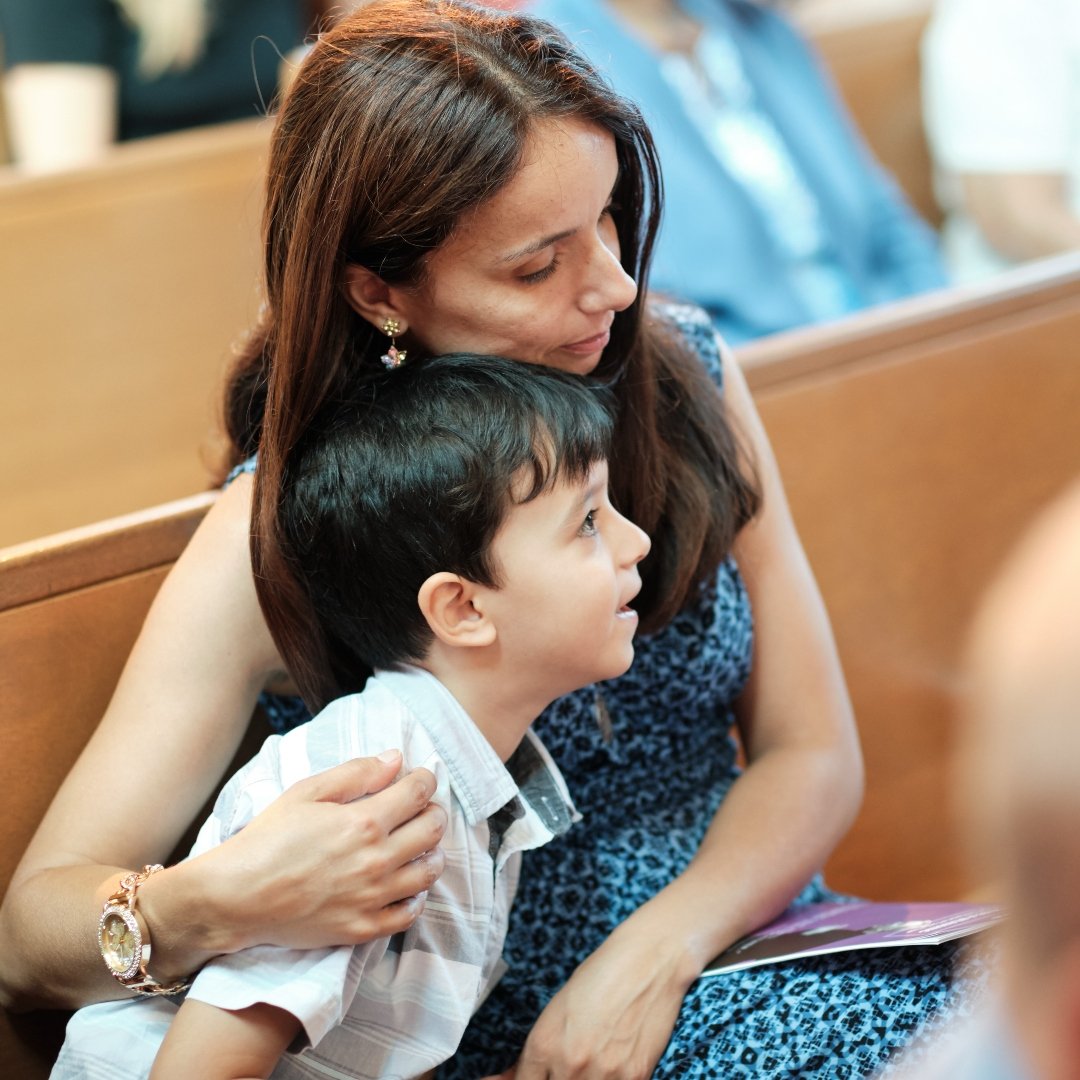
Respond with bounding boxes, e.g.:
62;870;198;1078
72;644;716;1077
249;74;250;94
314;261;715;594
500;173;619;264
499;226;577;264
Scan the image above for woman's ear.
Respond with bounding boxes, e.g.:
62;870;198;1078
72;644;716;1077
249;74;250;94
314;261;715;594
343;264;409;335
417;573;497;649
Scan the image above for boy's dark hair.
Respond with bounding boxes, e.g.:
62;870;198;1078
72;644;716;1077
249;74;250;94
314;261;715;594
279;354;613;706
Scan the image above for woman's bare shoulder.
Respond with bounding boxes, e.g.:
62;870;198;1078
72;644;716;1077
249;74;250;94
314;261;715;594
153;469;283;681
12;469;283;882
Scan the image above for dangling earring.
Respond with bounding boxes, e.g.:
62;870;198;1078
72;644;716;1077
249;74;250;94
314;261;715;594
380;318;407;370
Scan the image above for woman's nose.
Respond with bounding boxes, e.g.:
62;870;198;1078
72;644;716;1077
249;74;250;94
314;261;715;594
582;235;638;315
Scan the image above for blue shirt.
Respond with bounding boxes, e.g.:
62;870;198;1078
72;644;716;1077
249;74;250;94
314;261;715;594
530;0;947;342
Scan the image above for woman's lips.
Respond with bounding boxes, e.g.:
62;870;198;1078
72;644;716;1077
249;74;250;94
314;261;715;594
562;328;611;355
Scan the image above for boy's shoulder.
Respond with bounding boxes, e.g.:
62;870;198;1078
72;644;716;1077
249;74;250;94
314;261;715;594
208;674;431;840
272;672;436;787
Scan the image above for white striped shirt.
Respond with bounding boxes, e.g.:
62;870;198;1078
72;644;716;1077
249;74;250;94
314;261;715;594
53;667;579;1080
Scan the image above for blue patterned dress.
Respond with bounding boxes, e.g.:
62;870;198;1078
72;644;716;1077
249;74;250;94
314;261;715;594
259;305;984;1078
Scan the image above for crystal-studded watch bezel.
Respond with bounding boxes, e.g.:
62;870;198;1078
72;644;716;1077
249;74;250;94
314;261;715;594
99;903;143;982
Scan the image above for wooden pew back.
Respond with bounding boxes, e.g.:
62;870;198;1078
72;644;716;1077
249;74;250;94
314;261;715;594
739;252;1080;901
0;119;270;549
0;494;214;1077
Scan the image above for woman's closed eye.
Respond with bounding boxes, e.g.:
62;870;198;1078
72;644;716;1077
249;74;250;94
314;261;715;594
518;202;615;285
520;253;561;285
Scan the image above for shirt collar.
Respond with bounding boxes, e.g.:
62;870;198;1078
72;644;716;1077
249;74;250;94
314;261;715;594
369;667;579;848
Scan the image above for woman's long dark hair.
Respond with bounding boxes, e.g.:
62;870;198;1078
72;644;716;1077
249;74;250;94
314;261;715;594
224;0;760;709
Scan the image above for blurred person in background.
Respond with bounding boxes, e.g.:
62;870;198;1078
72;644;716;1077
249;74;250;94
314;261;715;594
922;0;1080;283
525;0;947;344
884;479;1080;1080
0;0;335;173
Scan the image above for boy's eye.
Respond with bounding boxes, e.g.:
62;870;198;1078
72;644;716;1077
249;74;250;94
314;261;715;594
579;510;598;536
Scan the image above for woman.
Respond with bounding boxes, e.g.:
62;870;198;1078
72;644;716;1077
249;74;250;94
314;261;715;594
0;2;974;1075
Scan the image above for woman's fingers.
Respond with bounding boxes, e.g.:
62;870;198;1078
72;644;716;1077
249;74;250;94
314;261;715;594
376;843;446;907
369;766;442;833
206;754;449;951
284;752;406;804
287;756;448;904
289;757;441;836
387;798;448;863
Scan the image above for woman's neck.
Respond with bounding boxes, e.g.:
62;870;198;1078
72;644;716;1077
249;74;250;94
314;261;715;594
607;0;703;56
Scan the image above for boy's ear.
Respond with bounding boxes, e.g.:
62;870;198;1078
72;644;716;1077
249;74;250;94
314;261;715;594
343;264;410;335
418;573;497;649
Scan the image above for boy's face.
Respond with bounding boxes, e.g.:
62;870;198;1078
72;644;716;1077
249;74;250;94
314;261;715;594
481;459;651;698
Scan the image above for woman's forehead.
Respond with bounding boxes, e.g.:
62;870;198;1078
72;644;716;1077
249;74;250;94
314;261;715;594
460;119;618;254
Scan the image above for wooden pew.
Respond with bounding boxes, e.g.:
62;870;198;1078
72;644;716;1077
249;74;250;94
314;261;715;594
0;118;270;549
738;251;1080;902
0;494;214;1077
0;493;274;1078
799;0;941;228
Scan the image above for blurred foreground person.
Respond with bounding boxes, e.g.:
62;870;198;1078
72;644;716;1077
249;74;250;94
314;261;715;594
886;480;1080;1080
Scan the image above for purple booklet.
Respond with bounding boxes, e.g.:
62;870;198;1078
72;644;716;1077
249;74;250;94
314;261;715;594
702;901;1005;977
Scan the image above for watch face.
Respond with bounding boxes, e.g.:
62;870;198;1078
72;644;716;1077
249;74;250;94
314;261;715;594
99;907;141;979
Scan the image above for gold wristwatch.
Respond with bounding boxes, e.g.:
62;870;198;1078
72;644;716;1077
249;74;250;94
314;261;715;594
98;864;190;996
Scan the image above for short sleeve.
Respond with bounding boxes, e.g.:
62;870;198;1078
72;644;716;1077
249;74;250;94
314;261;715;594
0;0;118;69
652;300;726;390
182;701;390;1049
188;941;386;1052
922;0;1076;172
187;729;287;856
224;455;257;487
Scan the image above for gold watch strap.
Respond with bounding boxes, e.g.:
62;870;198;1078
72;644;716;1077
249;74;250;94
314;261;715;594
104;864;191;996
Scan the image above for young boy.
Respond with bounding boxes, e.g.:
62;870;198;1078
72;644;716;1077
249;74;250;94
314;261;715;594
52;353;649;1079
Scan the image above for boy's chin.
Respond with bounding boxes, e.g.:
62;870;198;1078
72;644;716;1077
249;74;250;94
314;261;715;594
593;647;636;684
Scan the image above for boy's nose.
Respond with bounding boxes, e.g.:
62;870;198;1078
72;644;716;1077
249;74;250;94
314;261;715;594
624;518;651;565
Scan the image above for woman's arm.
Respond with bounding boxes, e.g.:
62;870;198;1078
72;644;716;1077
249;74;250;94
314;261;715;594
3;64;118;173
505;349;864;1079
151;1000;299;1080
0;474;445;1010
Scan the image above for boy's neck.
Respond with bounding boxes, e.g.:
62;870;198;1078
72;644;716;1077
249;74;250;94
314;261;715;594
418;648;555;762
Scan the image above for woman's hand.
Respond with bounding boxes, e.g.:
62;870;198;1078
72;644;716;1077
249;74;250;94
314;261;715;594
504;904;695;1080
142;751;446;977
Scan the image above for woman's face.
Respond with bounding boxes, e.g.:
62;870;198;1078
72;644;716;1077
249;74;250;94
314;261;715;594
395;119;639;375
